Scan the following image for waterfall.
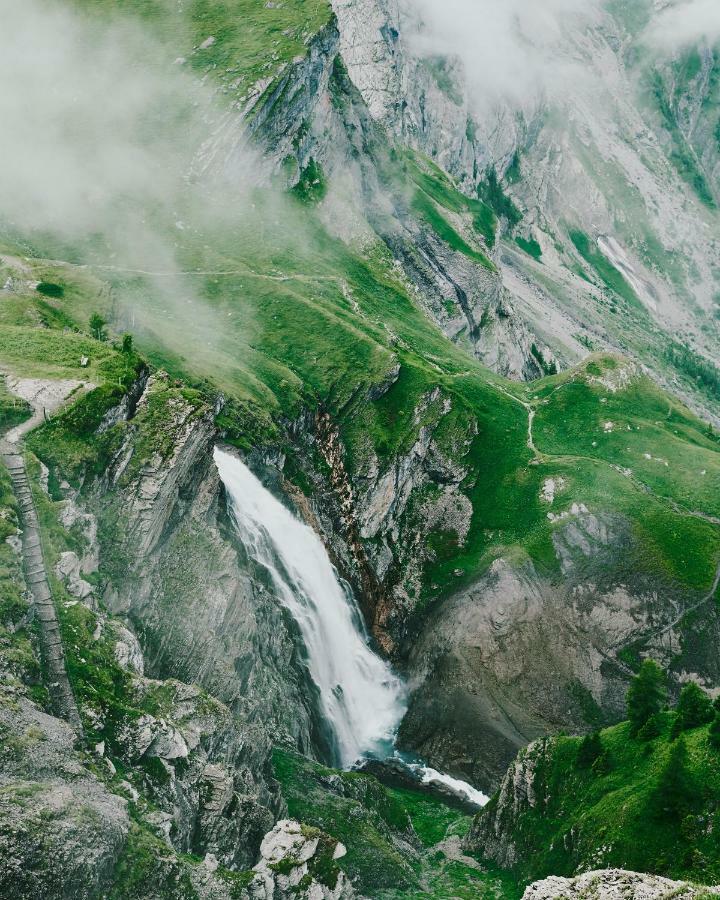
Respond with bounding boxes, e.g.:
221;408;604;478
214;446;406;768
214;446;489;806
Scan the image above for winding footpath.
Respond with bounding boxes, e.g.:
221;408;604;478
485;374;720;667
1;376;87;735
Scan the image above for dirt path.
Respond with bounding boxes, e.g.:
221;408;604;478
485;378;541;459
643;558;720;646
0;375;88;451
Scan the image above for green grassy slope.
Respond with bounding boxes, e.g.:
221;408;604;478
475;711;720;887
69;0;333;95
530;356;720;592
2;213;719;616
273;750;521;899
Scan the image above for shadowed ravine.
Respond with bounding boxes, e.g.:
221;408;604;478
213;446;489;807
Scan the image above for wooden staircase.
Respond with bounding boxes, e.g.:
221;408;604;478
3;452;83;734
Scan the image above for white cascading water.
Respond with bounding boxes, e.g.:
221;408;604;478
214;446;489;806
214;446;406;768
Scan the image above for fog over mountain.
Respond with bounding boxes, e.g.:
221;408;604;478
645;0;720;49
0;1;718;898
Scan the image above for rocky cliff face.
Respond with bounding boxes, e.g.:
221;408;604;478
248;819;355;900
464;736;553;870
0;432;277;895
0;694;129;899
523;870;720;900
397;541;720;788
328;0;720;415
88;374;327;763
202;4;548;381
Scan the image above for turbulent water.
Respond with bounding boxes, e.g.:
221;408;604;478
214;446;407;768
404;760;489;807
214;446;489;805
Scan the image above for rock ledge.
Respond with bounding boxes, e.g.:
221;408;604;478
523;869;720;899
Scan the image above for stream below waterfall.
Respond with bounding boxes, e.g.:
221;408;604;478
214;446;488;808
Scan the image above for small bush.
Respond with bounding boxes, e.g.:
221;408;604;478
708;714;720;750
576;732;603;769
638;712;664;741
35;281;65;298
291;158;327;205
89;312;108;342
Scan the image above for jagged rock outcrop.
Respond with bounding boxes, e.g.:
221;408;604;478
464;736;552;869
112;673;277;869
332;0;517;181
0;692;129;899
522;869;720;899
247;819;355;900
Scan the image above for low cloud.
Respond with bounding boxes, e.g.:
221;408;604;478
0;0;211;251
406;0;600;112
643;0;720;51
0;0;266;357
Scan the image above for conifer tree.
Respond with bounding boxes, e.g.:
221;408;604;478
626;660;666;737
672;682;714;737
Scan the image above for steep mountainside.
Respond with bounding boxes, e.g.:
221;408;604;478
466;707;720;890
0;0;718;897
332;0;720;418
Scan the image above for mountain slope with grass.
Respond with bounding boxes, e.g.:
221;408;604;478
467;673;720;891
0;0;719;897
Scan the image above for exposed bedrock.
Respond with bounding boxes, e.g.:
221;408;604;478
397;542;720;791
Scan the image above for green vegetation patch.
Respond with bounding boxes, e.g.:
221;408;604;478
273;749;416;892
476;169;521;229
273;750;520;899
515;236;542;260
26;351;145;488
648;68;717;210
0;376;31;435
0;326;115;382
69;0;333;97
291;157;328;205
665;341;720;404
401;151;497;261
569;229;641;308
473;701;720;886
411;191;495;269
531;355;720;591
